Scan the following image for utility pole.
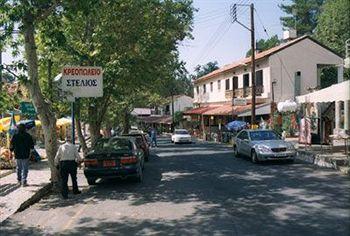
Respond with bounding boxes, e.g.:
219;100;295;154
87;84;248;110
250;3;256;125
231;3;256;125
171;93;175;132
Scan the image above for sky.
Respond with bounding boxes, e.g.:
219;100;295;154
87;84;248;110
2;0;287;74
179;0;287;73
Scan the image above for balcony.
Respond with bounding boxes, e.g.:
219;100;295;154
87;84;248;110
225;86;264;99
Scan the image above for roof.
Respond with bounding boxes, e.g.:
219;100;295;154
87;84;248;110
183;106;219;115
296;80;350;104
184;103;270;116
137;116;173;124
194;36;341;84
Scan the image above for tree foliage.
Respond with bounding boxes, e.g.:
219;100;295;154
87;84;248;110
246;35;280;57
280;0;325;36
192;61;219;80
315;0;350;57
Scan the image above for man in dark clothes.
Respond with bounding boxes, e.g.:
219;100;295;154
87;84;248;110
10;124;35;187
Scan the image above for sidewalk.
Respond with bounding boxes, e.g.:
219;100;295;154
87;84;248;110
0;159;51;223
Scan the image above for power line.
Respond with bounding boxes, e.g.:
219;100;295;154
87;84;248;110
254;8;295;91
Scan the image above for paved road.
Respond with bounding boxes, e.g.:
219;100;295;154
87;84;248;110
1;138;350;236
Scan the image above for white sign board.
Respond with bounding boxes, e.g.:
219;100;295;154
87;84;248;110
233;98;247;106
62;66;103;98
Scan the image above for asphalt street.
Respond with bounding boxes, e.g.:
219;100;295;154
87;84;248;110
1;138;350;236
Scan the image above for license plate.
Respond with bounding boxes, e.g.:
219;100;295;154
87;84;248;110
103;160;116;167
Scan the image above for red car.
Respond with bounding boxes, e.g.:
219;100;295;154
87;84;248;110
121;134;150;161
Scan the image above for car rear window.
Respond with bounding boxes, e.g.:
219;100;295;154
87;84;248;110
175;130;188;135
94;138;132;151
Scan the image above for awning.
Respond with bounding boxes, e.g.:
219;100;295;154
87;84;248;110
0;115;21;132
183;106;219;115
296;80;350;104
203;104;232;116
237;103;271;117
138;116;172;125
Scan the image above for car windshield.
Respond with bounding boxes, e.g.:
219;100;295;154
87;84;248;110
249;130;280;141
94;138;132;152
175;130;188;135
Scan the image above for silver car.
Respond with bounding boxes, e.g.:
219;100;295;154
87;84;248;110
233;129;296;163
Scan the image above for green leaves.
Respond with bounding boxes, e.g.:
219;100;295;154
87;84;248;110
315;0;350;57
279;0;325;36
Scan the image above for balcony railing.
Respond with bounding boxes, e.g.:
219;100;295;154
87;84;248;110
225;86;264;99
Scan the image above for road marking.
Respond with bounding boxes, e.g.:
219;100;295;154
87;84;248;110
62;197;94;231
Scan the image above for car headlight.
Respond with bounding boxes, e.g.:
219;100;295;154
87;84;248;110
256;145;271;153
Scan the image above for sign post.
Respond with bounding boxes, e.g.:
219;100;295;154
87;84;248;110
61;66;103;144
20;101;36;117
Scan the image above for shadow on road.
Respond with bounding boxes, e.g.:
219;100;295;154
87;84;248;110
1;138;350;236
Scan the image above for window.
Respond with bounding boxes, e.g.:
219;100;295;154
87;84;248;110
225;79;230;90
196;86;199;94
295;71;301;96
203;84;206;93
217;80;221;90
256;70;263;86
237;131;248;140
210;82;213;92
232;76;238;90
243;74;250;87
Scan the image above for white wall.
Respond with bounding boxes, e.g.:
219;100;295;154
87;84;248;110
169;95;193;115
270;38;343;102
193;58;271;104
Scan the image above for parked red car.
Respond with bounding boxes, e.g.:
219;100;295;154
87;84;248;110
121;133;150;161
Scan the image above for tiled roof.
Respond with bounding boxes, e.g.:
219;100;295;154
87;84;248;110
194;36;311;84
183;106;219;115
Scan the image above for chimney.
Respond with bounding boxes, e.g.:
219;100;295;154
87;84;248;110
283;29;297;41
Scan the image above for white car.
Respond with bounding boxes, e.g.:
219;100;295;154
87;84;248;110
171;129;192;144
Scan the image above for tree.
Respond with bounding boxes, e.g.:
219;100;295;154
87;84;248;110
280;0;325;36
246;35;280;57
315;0;350;57
192;61;219;80
1;0;63;183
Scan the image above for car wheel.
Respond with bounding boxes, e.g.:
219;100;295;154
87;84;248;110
233;145;240;157
145;151;150;162
251;150;259;164
87;178;96;185
135;166;143;183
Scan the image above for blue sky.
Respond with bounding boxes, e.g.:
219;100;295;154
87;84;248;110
179;0;287;73
2;0;287;74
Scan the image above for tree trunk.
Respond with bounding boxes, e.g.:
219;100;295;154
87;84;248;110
75;99;88;156
123;108;130;134
23;14;59;183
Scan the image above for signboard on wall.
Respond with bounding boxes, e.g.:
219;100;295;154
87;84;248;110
233;98;247;106
61;66;103;98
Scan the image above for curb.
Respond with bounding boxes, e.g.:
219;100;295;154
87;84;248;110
16;182;53;213
0;169;15;178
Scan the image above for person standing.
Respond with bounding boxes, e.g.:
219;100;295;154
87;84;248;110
55;137;82;199
151;128;158;147
10;124;35;187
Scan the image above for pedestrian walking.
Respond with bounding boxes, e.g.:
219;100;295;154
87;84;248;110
150;128;158;147
10;124;35;187
55;137;82;199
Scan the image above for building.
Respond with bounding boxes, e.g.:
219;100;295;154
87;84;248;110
185;36;344;138
161;95;193;116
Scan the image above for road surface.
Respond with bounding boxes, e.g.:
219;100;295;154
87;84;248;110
1;138;350;235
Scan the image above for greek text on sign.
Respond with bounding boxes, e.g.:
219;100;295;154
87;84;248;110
62;66;103;98
233;98;247;106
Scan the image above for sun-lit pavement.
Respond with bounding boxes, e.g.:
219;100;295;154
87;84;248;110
1;138;350;236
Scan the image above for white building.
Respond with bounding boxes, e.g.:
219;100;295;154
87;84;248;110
193;36;343;109
162;94;193;115
185;36;345;139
